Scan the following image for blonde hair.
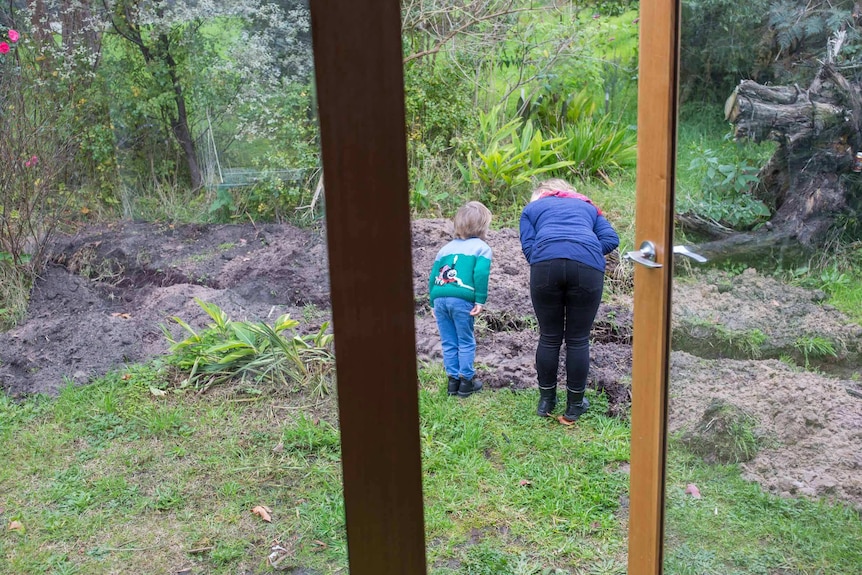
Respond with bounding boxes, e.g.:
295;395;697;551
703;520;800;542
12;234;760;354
453;201;492;240
531;178;578;202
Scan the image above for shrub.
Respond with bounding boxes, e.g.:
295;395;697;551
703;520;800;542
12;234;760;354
0;26;83;326
163;299;335;396
679;145;770;229
456;106;573;206
555;116;637;182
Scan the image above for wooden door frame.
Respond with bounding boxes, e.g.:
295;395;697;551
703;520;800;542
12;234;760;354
627;0;681;572
310;1;680;573
309;2;428;574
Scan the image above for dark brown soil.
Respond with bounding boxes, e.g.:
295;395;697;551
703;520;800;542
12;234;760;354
1;219;860;510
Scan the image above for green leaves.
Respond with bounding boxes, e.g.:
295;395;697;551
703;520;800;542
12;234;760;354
682;145;771;229
557;116;637;181
459;106;576;203
163;299;334;394
458;103;635;207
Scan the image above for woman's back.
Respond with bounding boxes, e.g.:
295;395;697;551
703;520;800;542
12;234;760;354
519;196;618;271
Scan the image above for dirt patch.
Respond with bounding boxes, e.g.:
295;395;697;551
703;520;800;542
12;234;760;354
1;220;860;511
673;269;862;375
669;351;862;509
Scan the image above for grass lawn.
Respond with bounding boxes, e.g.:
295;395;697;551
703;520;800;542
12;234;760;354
1;362;860;574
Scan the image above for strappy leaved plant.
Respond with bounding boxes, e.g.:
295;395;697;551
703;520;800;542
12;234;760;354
163;298;334;395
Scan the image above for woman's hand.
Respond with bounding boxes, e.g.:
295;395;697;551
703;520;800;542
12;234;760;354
470;304;484;316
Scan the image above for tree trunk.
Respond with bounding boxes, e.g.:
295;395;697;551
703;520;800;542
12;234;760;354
159;35;202;190
62;0;101;60
695;57;862;265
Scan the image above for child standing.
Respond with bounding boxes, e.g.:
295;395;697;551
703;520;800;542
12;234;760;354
429;201;493;397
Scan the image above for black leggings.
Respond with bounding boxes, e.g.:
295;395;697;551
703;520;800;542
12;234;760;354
529;258;604;393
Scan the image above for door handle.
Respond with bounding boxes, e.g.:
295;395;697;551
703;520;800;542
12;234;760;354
672;245;708;263
624;240;662;268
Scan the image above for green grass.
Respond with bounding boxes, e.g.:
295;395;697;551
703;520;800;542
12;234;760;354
665;446;862;574
828;277;862;323
1;363;860;574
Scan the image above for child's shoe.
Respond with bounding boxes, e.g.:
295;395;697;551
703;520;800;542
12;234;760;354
447;376;460;396
457;377;483;398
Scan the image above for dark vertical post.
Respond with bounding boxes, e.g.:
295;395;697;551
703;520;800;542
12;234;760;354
309;3;428;574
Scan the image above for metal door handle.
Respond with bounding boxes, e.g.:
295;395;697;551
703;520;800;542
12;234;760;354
624;240;662;268
672;245;708;263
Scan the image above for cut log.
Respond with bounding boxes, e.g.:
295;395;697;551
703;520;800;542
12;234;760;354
694;46;862;265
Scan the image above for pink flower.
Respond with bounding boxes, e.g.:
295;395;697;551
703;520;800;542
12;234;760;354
24;155;39;168
8;30;19;43
0;42;9;55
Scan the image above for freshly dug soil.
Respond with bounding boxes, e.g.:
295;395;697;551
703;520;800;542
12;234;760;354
0;219;859;510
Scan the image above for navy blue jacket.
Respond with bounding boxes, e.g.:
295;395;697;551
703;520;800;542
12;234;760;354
519;196;619;271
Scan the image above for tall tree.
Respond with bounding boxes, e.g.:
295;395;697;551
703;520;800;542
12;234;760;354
105;0;203;188
102;0;311;190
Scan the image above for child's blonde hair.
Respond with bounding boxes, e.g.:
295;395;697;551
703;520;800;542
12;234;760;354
453;201;492;240
530;178;577;202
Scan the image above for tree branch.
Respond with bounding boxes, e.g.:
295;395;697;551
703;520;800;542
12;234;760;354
403;7;530;64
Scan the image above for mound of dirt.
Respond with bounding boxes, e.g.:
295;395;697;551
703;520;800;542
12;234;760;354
1;219;860;511
669;351;862;509
673;268;862;374
0;222;327;397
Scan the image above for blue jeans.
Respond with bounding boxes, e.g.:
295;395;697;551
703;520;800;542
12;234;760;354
434;297;476;381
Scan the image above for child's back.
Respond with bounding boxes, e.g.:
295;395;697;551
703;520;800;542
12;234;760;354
428;202;493;398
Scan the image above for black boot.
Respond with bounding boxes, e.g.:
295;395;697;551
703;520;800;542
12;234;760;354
536;386;557;417
561;389;590;423
457;376;483;397
447;376;460;396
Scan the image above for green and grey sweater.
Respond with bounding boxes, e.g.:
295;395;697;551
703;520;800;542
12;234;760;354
428;237;492;306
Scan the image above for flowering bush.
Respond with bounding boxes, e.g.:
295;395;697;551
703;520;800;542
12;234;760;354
0;26;79;326
0;27;18;55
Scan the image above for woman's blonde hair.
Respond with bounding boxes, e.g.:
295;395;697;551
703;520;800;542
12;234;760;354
530;178;577;202
453;201;492;240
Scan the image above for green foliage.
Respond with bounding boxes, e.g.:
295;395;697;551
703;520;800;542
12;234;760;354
404;61;478;216
675;318;767;360
404;62;477;157
785;263;852;295
456;102;634;210
410;171;455;215
163;299;335;394
679;0;773;99
0;259;32;330
680;145;771;229
766;1;860;79
556;116;637;181
457;106;574;205
0;28;91;325
207;172;315;224
793;334;838;368
681;399;761;464
523;88;600;131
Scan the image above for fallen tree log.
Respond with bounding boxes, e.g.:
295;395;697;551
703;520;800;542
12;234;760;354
690;32;862;266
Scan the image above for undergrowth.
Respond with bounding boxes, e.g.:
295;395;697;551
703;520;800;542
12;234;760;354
163;299;334;396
